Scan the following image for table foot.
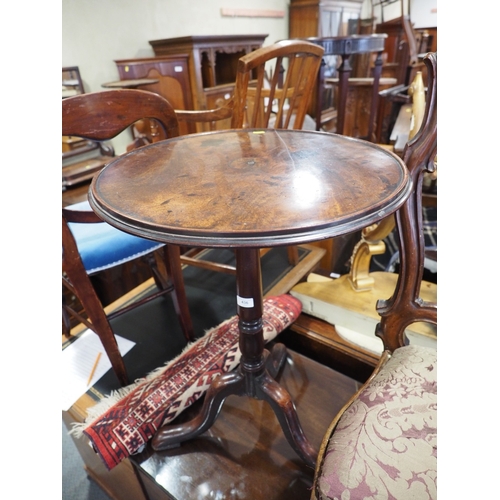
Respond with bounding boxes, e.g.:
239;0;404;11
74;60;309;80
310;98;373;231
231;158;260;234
265;342;288;379
258;370;318;468
152;344;317;467
151;369;245;451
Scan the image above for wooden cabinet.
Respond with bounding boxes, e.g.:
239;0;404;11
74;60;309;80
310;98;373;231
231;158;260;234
289;0;366;130
148;35;268;131
115;54;195;135
289;0;364;39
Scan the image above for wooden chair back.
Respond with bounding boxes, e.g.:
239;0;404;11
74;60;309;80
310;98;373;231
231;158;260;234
231;40;324;130
62;88;180;142
348;68;430;292
62;89;193;386
172;43;326;281
376;51;437;352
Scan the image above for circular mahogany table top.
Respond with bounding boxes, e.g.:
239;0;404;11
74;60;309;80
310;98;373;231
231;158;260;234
89;129;410;248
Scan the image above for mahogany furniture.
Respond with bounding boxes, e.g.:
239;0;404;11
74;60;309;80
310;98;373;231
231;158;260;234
289;0;364;40
283;35;389;275
62;89;195;386
131;349;361;500
89;126;411;466
306;34;387;138
101;78;159;89
114;54;195;136
232;39;325;270
289;0;373;133
311;52;437;500
148;34;267;131
175;39;325;277
288;67;434;380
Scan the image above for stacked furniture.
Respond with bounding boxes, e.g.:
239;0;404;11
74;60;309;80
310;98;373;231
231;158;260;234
115;35;268;135
62;67;114;190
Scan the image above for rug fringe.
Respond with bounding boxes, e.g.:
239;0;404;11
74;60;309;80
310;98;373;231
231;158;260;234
69;319;231;439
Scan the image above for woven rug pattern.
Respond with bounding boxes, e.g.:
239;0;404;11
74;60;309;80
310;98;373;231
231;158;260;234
76;295;302;470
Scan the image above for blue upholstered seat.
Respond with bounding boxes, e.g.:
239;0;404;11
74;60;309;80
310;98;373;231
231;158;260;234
62;89;194;387
66;201;164;275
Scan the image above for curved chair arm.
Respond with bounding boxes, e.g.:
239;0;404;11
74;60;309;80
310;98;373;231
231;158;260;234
175;101;233;126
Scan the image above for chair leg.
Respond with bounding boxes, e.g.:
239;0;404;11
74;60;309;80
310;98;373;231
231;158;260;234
162;245;195;342
287;246;300;266
63;260;129;387
62;296;72;338
148;249;172;292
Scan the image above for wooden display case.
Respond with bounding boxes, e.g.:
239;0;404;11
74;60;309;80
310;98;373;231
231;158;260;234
148;35;268;131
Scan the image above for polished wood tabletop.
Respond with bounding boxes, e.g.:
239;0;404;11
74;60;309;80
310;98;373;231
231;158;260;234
89;128;410;248
89;128;410;468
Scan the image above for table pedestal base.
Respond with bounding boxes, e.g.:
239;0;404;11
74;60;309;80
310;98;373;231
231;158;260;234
152;248;317;468
152;343;317;468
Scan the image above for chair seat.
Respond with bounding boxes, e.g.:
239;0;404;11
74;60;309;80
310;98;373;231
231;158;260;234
67;201;164;274
316;345;437;500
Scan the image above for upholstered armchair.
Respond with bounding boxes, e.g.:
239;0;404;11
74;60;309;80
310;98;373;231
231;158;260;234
311;52;437;500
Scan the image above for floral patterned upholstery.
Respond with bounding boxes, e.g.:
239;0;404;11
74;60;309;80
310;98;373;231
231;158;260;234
316;345;437;500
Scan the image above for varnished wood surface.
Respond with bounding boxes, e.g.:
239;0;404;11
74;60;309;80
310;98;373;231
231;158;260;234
283;313;379;382
101;78;160;88
132;348;361;500
305;34;387;55
89;129;410;248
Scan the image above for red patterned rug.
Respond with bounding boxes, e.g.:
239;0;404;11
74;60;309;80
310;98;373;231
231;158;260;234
72;294;302;470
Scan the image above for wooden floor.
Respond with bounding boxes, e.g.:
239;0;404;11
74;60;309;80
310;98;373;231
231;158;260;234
63;275;369;500
132;348;360;500
65;344;361;500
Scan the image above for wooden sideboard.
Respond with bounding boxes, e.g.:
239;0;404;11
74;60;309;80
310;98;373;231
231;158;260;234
114;54;195;136
148;34;268;131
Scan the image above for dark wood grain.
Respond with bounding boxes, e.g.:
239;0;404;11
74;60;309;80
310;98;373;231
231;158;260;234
89;129;410;248
375;52;438;349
